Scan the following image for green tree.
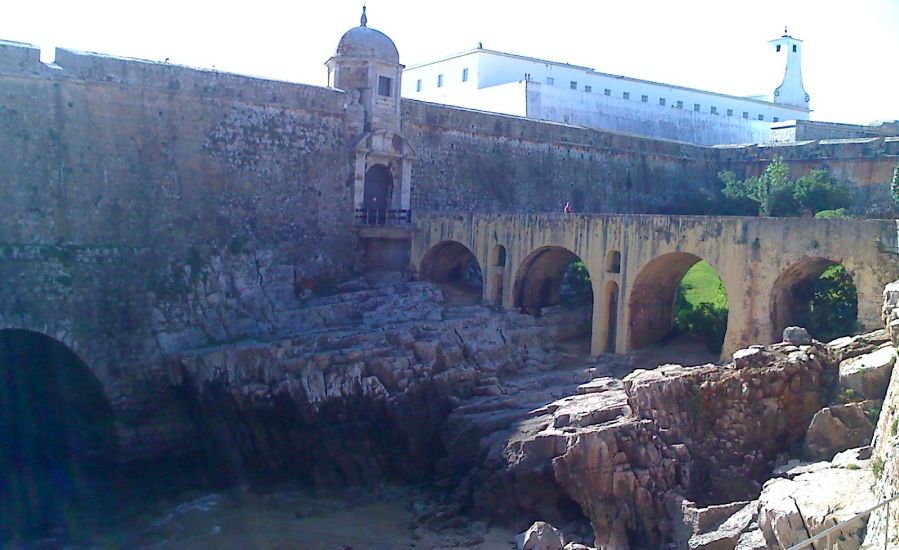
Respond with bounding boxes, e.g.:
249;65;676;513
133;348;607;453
814;208;850;219
792;265;858;342
719;157;850;217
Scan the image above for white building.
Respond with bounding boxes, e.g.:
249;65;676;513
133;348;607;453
402;31;810;145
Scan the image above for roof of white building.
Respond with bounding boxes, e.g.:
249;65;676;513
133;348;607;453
406;47;809;113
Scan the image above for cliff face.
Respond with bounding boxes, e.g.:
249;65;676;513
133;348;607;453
864;282;899;545
172;279;593;484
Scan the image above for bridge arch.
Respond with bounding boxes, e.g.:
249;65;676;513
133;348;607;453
419;240;484;289
627;252;730;350
0;328;118;538
770;257;858;342
513;245;594;313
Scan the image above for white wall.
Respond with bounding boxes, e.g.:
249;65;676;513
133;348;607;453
528;82;772;144
402;50;810;145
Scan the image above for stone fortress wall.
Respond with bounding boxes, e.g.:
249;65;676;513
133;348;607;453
0;41;358;459
0;38;897;461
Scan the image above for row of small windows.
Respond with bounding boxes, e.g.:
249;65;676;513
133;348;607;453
542;76;781;121
414;69;782;123
416;67;469;92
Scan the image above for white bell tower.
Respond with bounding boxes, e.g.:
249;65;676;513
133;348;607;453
769;27;810;110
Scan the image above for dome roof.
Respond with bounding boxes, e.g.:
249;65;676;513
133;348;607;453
336;26;399;65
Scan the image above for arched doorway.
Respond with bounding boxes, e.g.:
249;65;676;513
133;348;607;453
362;164;393;224
0;329;117;541
771;258;858;342
513;246;594;351
628;253;729;358
420;241;484;305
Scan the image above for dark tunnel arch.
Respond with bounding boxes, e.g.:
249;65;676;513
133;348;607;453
0;329;118;540
770;257;858;342
627;252;729;349
513;246;594;314
419;240;484;289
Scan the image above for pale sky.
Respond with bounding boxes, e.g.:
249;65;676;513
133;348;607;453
2;0;898;125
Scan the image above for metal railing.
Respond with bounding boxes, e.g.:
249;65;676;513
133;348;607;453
354;208;412;226
786;494;899;550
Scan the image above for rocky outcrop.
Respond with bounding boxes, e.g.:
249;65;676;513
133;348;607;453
804;400;879;461
758;464;875;549
863;283;899;547
838;344;896;400
517;521;567;550
446;342;839;548
172;280;593;483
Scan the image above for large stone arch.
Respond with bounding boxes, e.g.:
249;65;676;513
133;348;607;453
627;252;730;350
513;245;594;312
770;256;858;341
419;240;484;288
0;328;119;538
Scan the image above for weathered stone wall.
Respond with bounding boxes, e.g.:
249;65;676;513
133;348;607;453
0;42;359;459
403;100;724;215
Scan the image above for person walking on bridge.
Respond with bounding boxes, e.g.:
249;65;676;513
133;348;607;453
563;201;572;214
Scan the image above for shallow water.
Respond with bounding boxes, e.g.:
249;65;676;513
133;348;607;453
25;482;518;550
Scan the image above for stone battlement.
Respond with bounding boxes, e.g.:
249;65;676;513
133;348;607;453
0;39;346;111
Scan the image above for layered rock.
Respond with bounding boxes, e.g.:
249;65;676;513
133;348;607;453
171;280;593;483
447;343;839;548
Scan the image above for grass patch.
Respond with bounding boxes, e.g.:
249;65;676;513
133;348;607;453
674;261;728;354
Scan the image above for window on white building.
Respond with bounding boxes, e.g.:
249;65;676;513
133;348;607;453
584;85;592;93
462;68;469;82
641;95;648;103
604;88;611;96
437;74;443;87
570;81;577;90
693;103;700;112
676;100;683;109
378;76;392;97
792;45;797;52
416;79;422;92
758;114;764;120
710;106;718;114
776;44;781;52
623;91;630;99
727;108;733;117
742;111;749;119
659;98;666;106
546;77;554;85
773;117;779;122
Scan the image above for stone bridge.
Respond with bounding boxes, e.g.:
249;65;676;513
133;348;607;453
410;213;899;357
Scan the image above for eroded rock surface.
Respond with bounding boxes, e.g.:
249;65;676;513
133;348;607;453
758;464;874;549
446;343;839;548
172;280;594;483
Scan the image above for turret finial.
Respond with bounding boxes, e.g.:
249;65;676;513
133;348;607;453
783;25;788;36
360;6;368;27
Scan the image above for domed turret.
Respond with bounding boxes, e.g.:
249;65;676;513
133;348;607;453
335;18;399;65
325;6;403;130
327;8;414;228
